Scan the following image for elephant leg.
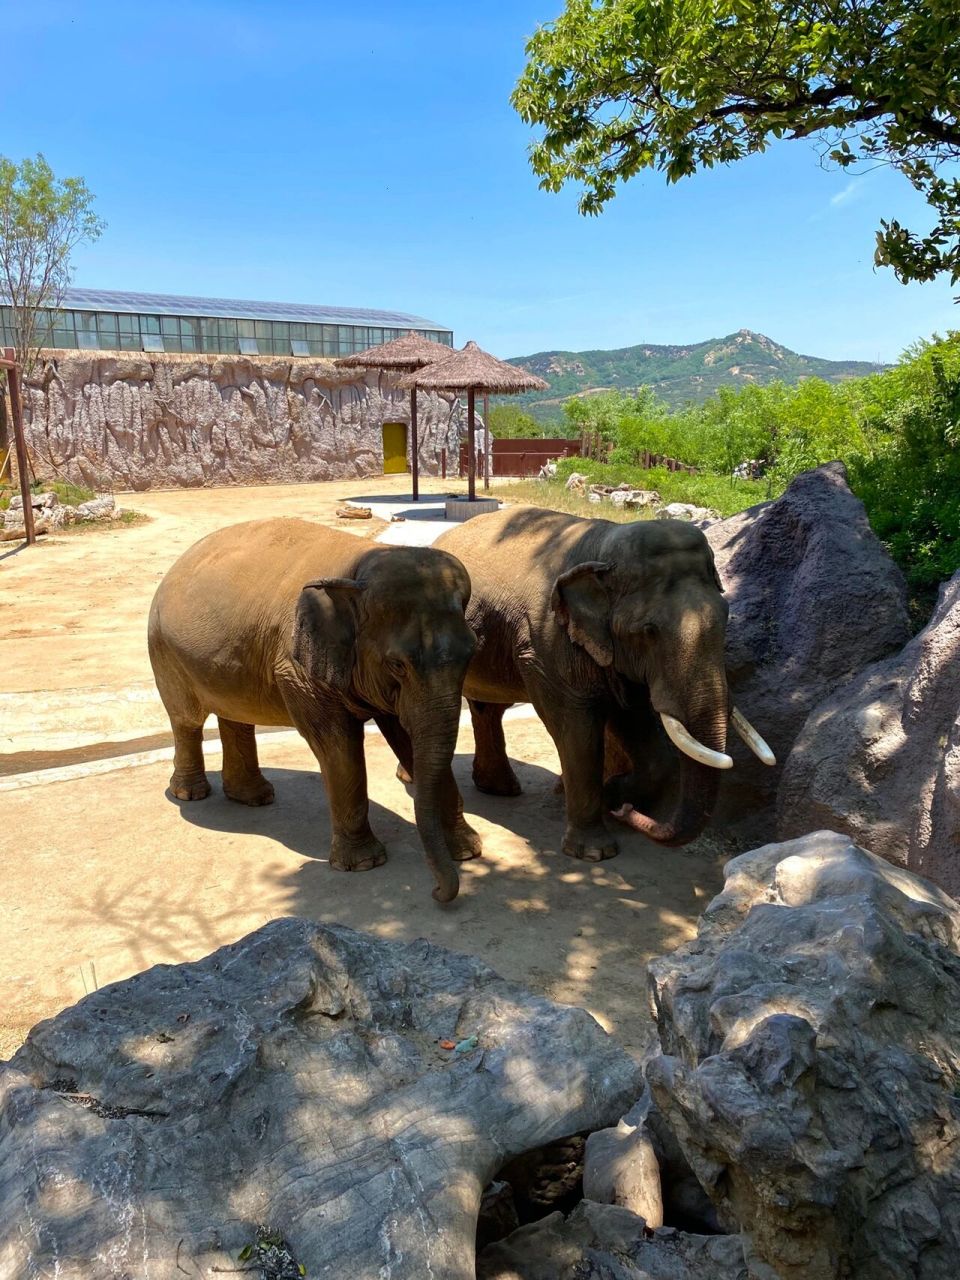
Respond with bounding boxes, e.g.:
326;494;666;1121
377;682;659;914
470;700;522;796
153;660;210;800
169;722;211;801
218;718;275;806
604;702;676;813
604;724;634;783
536;698;617;863
297;712;386;872
374;712;415;785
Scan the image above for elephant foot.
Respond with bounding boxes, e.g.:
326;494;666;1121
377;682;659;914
562;824;619;863
472;761;522;797
223;774;275;806
169;772;211;802
396;762;413;785
330;834;388;873
446;819;483;862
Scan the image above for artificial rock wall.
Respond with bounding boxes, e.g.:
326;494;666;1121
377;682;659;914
21;351;473;491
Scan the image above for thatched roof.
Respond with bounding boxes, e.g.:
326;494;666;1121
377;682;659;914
335;331;449;370
395;340;549;394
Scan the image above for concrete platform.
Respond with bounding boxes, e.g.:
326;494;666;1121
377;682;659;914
342;493;501;547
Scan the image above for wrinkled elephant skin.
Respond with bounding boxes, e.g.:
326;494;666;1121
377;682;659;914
149;518;478;901
437;507;744;863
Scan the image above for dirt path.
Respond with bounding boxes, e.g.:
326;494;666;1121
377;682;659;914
0;475;457;767
1;476;725;1062
1;718;722;1061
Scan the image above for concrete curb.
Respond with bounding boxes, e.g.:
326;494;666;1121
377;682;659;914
0;704;538;792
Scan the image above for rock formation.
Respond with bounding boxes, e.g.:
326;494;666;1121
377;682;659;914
778;570;960;895
582;1097;664;1226
647;830;960;1280
2;489;120;533
478;1200;750;1280
21;351;479;490
0;917;642;1279
705;462;911;834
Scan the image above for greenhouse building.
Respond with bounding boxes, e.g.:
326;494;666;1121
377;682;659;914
0;287;453;359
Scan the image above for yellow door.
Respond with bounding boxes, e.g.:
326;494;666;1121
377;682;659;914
382;422;408;474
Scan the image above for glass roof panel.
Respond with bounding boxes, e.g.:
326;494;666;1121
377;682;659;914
43;287;450;334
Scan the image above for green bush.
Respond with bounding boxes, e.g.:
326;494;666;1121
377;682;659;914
41;480;95;505
487;404;546;439
847;336;960;595
551;455;772;517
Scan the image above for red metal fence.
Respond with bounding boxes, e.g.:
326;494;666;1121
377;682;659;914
459;437;581;479
457;435;697;479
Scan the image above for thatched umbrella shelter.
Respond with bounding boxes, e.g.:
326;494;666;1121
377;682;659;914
397;341;548;501
336;331;447;500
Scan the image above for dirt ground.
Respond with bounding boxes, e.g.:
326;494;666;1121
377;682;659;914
0;475;724;1061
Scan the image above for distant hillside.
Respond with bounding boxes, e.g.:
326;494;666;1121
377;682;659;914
503;329;887;423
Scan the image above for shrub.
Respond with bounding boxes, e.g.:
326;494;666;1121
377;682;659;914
847;335;960;596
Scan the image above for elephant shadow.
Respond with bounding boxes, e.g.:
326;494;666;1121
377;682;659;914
169;766;404;862
170;753;567;867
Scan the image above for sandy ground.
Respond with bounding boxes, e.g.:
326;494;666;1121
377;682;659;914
0;475;724;1061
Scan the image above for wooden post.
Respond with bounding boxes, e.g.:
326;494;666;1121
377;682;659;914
467;388;476;501
441;447;446;479
410;387;419;501
483;393;490;491
1;349;35;546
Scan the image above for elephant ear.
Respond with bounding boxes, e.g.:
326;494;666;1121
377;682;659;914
550;561;614;667
291;578;366;690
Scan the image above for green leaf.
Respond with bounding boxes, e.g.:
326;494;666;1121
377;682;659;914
511;0;960;285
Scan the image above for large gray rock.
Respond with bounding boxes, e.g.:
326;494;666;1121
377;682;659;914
706;462;910;834
0;918;643;1280
656;501;718;523
8;491;58;510
75;494;117;520
477;1200;750;1280
647;831;960;1280
779;571;960;896
582;1099;664;1226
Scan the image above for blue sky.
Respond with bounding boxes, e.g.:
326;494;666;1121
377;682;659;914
2;0;957;363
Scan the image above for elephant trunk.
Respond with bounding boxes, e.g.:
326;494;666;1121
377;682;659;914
405;691;462;904
613;683;728;847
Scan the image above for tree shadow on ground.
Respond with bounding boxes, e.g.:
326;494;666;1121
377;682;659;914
4;717;725;1064
160;727;724;1061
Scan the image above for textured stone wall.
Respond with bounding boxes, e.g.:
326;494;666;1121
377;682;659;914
21;351;474;490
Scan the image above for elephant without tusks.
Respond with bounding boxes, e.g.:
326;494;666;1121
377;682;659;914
435;506;773;862
148;518;480;901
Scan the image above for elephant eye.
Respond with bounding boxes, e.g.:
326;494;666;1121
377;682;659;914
641;622;659;639
385;655;406;676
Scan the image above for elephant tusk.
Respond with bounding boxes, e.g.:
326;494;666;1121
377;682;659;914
660;713;733;770
730;706;777;766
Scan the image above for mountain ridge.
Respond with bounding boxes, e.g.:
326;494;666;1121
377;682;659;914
504;328;887;421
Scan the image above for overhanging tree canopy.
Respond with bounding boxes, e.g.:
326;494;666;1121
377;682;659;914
512;0;960;284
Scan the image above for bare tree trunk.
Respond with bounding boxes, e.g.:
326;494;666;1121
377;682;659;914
0;377;9;458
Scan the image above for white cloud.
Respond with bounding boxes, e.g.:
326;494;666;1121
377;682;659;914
830;178;865;208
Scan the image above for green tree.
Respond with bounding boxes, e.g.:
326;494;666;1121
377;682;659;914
486;403;545;439
563;389;633;442
513;1;960;283
0;153;105;375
